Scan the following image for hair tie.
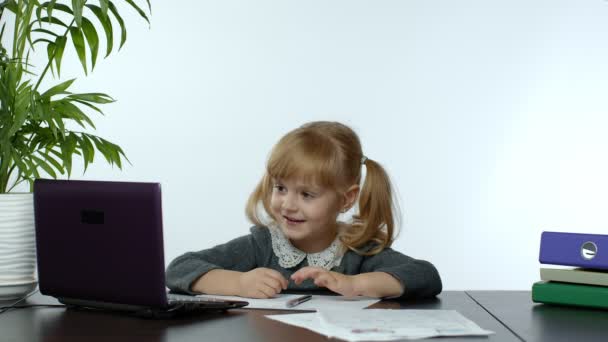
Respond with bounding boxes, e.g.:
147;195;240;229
361;156;368;165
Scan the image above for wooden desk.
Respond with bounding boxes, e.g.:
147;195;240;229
468;291;608;342
0;290;520;342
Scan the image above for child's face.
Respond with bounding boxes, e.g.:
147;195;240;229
270;177;343;253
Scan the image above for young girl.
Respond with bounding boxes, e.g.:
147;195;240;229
166;121;442;299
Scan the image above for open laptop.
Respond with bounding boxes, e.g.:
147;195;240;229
33;178;248;318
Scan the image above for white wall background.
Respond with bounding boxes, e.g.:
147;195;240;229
7;0;608;290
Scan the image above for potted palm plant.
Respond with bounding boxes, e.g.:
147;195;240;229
0;0;151;299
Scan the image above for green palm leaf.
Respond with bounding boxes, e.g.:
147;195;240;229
31;28;58;39
40;149;65;175
124;0;149;25
67;92;113;104
30;154;57;178
53;35;66;76
99;0;109;17
41;78;74;98
86;4;113;57
69;26;87;74
46;0;58;19
108;2;126;49
37;2;72;24
80;17;98;69
71;0;84;27
79;134;95;171
31;16;68;28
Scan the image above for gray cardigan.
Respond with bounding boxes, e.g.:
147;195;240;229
166;226;442;299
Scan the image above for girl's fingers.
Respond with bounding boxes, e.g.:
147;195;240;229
266;270;289;289
253;290;269;299
316;274;350;295
263;277;283;294
314;273;335;289
258;283;278;298
290;270;303;283
291;267;324;283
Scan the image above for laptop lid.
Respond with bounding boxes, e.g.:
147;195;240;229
33;179;170;310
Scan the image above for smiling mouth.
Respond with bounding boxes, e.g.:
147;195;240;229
283;216;306;224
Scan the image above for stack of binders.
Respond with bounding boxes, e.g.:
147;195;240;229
533;231;608;309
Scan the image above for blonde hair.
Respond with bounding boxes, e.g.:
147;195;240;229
246;121;400;255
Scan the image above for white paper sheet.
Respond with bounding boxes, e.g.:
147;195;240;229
266;309;494;341
266;312;332;334
195;293;379;311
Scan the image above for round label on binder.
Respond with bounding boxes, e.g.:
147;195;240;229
581;241;597;260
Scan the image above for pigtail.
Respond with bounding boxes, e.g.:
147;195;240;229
344;158;399;255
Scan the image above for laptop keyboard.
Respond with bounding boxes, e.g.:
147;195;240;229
167;293;248;307
168;293;216;304
124;294;248;318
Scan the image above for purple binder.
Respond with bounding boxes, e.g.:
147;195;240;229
539;231;608;270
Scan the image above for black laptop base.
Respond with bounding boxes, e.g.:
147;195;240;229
59;297;248;319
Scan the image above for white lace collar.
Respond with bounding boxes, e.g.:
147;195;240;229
269;225;344;270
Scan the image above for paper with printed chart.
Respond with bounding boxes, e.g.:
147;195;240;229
266;309;494;341
195;293;379;311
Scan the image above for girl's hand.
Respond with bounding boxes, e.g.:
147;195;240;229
238;268;289;298
291;266;361;297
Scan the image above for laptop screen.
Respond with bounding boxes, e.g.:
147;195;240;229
33;179;169;309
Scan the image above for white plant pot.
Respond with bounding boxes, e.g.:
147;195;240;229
0;193;38;300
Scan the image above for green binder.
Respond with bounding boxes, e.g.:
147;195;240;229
532;281;608;309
